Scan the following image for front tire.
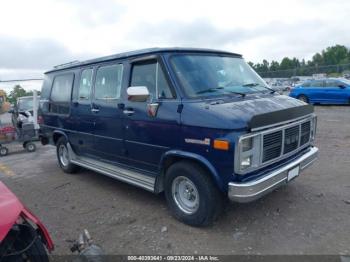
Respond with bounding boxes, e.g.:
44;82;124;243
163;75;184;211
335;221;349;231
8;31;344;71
56;137;79;173
164;161;224;227
4;223;49;262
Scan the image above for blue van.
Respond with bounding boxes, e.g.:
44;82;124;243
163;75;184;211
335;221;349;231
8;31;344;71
39;48;318;226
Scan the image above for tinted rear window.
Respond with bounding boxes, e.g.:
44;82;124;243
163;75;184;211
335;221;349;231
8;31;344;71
50;73;74;114
51;74;74;102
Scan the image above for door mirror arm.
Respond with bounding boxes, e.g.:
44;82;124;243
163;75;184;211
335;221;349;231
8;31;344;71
117;103;125;110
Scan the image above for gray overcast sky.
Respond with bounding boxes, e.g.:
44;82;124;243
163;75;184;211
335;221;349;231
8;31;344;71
0;0;349;91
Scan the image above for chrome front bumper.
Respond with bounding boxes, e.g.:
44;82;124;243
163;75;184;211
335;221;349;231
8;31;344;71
228;146;318;203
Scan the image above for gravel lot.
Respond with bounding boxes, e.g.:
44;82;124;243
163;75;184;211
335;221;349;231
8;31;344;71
0;106;349;255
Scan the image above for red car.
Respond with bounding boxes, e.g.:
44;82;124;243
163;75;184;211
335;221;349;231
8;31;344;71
0;182;54;261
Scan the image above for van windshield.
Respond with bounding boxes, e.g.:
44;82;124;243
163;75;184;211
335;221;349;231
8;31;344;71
171;54;270;98
18;97;33;111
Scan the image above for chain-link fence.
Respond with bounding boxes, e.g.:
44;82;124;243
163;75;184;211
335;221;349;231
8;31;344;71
256;63;350;78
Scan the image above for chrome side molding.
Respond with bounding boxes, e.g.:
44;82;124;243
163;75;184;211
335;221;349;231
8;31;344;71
67;143;156;192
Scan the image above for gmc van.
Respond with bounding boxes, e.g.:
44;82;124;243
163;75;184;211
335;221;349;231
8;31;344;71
39;48;318;226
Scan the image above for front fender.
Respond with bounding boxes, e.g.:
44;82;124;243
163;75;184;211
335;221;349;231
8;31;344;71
0;182;54;251
0;182;23;242
159;150;224;192
22;207;54;251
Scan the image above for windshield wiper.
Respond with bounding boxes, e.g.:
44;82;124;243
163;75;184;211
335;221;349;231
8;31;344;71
243;83;276;93
226;90;246;97
196;87;224;94
196;87;246;97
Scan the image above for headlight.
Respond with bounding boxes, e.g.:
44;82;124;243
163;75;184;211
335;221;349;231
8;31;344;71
241;156;252;169
241;137;253;152
236;134;261;174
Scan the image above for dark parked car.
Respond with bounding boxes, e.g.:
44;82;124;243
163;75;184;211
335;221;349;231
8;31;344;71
39;48;318;226
289;78;350;104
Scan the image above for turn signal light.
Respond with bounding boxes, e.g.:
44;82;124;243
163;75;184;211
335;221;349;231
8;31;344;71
213;140;230;150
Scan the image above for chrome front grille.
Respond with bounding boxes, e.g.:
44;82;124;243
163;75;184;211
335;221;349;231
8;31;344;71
262;120;311;163
235;115;316;175
284;125;299;153
300;121;311;146
263;131;282;162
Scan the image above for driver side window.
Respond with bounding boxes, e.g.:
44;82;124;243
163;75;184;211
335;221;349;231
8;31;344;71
130;61;175;100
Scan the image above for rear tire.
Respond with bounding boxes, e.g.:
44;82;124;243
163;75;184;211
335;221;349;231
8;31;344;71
297;94;309;103
25;142;36;152
0;146;9;156
164;161;224;227
56;137;79;173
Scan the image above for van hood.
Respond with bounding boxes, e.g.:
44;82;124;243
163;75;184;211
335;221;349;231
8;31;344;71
180;94;313;130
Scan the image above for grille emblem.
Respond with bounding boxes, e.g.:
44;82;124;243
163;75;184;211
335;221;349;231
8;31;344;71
285;134;298;144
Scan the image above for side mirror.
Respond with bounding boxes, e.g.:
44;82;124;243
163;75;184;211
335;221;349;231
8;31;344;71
127;86;150;102
338;84;346;89
7;109;14;114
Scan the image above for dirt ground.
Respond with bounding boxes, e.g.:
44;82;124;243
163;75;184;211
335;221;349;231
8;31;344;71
0;106;349;255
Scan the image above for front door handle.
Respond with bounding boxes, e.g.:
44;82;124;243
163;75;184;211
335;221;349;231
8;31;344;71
123;108;134;115
91;108;99;113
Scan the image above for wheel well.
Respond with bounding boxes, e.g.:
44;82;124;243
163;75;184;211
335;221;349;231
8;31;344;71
155;155;218;193
52;133;64;145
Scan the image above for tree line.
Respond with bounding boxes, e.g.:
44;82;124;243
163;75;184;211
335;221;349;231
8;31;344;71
7;85;40;104
248;45;350;78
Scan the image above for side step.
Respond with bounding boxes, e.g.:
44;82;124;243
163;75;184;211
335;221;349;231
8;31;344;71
68;144;156;192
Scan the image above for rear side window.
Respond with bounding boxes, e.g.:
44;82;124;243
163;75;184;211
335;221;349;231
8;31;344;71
310;80;324;88
40;74;52;100
130;62;174;99
79;69;93;100
50;73;74;114
94;64;123;100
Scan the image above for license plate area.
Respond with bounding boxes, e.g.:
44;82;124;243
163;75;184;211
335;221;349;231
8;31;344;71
287;165;300;182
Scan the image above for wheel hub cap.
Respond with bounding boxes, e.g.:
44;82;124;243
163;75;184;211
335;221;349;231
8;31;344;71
172;176;200;214
59;145;69;167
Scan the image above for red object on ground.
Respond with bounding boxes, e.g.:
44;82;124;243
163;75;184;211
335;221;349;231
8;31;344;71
0;125;15;134
0;181;54;251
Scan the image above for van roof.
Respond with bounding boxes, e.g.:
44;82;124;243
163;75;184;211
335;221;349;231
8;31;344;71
46;47;242;73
